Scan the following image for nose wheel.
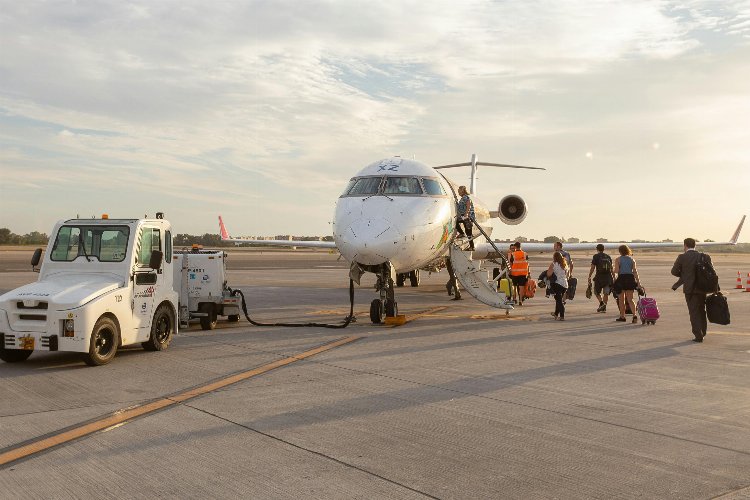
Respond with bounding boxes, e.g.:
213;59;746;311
370;262;398;324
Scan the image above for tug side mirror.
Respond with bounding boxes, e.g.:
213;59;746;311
149;250;163;270
31;248;43;271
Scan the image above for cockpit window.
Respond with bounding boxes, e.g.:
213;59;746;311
383;177;423;195
421;178;446;195
347;177;382;195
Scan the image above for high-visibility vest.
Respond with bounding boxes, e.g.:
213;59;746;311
510;250;529;276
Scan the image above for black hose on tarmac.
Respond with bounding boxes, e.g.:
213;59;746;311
229;279;355;329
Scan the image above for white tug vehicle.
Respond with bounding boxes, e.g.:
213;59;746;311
0;213;231;366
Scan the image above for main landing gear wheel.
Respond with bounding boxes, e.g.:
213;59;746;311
0;348;33;363
143;304;175;351
370;299;385;324
199;303;218;330
396;273;406;287
83;316;119;366
409;270;420;287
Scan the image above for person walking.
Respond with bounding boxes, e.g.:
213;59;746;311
455;186;475;251
613;245;641;323
587;244;614;313
671;238;712;342
546;251;569;320
553;241;573;277
509;241;530;306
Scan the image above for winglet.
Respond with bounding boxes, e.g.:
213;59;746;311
730;215;745;244
218;215;230;240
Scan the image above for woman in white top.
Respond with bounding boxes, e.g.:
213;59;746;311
546;251;569;320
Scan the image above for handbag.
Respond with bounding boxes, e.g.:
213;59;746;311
705;292;730;325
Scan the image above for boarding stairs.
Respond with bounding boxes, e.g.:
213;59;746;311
449;234;514;311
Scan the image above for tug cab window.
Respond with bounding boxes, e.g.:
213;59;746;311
421;178;446;195
136;227;161;267
50;225;130;262
383;177;422;195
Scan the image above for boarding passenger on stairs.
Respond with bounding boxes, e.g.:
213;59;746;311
509;241;530;306
455;185;475;251
547;251;569;321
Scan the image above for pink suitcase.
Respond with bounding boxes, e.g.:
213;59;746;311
637;296;660;325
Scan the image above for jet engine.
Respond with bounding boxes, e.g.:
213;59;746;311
496;195;527;225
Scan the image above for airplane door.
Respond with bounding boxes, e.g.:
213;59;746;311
132;226;161;332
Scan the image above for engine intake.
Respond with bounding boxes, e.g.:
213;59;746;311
496;195;527;225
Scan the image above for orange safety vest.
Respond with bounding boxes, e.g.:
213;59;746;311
510;250;529;276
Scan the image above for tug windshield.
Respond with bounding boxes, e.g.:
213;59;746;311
51;225;130;262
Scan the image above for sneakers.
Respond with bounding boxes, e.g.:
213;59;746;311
615;317;626;322
596;303;606;313
632;315;638;324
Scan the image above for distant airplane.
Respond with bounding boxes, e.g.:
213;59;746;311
219;155;745;324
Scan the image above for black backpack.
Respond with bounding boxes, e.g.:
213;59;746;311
694;253;719;293
596;254;612;274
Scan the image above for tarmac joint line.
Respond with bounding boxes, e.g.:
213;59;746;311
0;335;361;468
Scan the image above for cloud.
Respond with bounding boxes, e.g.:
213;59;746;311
1;0;749;239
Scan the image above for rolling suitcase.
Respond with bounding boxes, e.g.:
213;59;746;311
706;292;730;325
523;279;537;299
637;295;660;325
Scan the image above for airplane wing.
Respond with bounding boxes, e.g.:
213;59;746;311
218;216;338;249
475;215;745;254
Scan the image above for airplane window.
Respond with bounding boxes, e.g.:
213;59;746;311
383;177;423;195
421;178;446;195
347;177;382;195
341;179;356;196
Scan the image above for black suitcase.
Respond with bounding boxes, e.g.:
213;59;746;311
706;292;730;325
566;277;578;300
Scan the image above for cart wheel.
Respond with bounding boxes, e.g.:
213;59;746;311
199;304;218;330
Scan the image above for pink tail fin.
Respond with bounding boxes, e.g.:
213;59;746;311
218;216;230;240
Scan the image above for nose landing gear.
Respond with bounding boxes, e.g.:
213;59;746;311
370;262;398;324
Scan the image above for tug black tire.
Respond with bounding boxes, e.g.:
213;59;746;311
396;273;406;287
227;314;240;322
0;348;33;363
142;304;175;351
83;316;119;366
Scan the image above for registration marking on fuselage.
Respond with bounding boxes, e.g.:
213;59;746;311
0;336;360;468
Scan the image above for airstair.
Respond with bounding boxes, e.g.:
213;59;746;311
449;242;514;310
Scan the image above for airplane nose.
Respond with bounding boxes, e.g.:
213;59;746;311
336;217;402;265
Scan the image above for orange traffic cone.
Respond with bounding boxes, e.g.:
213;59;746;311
737;271;744;289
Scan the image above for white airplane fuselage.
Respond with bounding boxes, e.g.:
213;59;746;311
333;157;490;272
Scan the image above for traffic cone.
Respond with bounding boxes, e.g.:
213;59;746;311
737;271;744;289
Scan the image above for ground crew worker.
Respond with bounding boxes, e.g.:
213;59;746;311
509;241;530;305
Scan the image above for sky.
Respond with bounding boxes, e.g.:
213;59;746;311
1;0;749;243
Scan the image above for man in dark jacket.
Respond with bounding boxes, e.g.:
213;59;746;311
671;237;712;342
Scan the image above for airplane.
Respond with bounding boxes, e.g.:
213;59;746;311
218;154;745;324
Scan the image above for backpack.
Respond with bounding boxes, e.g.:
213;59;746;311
595;254;612;274
694;253;719;293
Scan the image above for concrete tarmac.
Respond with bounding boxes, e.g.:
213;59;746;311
1;248;750;499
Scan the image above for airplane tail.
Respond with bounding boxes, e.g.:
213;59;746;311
218;215;230;240
730;215;746;244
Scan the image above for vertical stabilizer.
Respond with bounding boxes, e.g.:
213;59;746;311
218;216;230;240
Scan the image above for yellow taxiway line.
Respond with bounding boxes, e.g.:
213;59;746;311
0;335;360;467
